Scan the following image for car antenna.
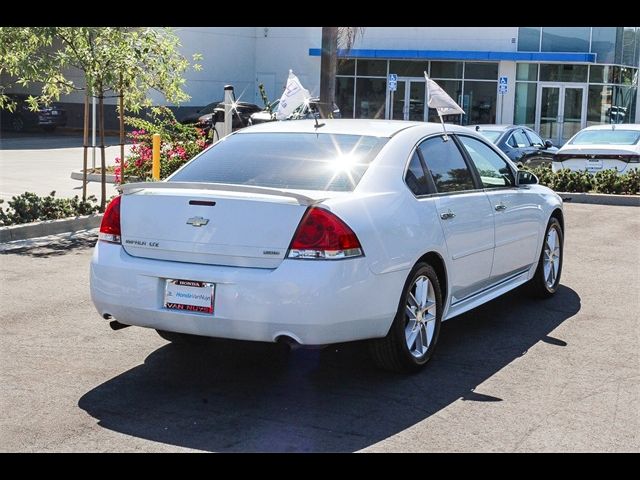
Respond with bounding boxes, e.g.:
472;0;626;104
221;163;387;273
475;125;480;131
313;109;325;129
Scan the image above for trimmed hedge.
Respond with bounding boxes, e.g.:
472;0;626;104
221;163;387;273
524;165;639;195
0;191;100;227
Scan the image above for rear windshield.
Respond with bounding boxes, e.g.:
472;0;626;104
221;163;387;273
477;130;502;144
569;130;640;145
169;132;388;192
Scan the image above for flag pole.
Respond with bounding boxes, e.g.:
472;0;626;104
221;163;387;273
424;71;430;122
437;111;449;141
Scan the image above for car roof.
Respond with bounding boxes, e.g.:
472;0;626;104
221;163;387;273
578;124;640;131
238;119;476;138
468;124;531;132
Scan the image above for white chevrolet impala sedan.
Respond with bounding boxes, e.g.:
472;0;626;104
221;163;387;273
90;120;564;371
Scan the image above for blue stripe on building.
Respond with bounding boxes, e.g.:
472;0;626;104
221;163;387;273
308;48;596;63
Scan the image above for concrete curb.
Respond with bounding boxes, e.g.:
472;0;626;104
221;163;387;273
70;170;140;184
71;170;116;184
0;214;104;243
558;192;639;207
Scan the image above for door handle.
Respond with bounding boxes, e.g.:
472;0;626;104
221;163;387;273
494;203;507;211
440;210;456;220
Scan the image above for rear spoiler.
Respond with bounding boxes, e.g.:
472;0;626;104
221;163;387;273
118;181;321;206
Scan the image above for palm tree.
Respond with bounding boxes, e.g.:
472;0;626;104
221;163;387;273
319;27;363;119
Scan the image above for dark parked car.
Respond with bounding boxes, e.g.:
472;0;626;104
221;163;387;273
180;100;262;141
0;93;67;132
469;124;558;167
249;98;341;125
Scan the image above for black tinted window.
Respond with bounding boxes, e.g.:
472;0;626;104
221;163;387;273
199;102;219;115
418;136;475;193
170;132;388;192
510;130;530;148
458;136;515;188
525;129;544;147
405;151;430;196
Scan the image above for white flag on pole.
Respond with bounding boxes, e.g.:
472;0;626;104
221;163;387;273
276;70;312;120
424;72;465;116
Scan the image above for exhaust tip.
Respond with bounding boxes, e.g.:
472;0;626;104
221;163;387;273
276;335;302;351
109;320;131;331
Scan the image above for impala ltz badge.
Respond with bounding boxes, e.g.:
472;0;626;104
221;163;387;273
186;216;209;227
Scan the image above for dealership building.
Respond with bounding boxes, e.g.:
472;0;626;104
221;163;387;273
174;27;639;146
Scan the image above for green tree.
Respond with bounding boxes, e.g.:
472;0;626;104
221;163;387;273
0;27;202;210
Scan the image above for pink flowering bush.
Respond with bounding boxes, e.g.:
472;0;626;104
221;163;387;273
119;107;208;183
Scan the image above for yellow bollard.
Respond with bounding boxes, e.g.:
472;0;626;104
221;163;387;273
152;134;161;180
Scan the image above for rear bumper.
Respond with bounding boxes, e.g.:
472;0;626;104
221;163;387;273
90;242;407;345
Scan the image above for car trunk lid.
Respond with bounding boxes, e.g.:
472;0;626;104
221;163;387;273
119;182;322;268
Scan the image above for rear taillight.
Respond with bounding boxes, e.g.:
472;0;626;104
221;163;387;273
98;195;121;244
287;207;363;260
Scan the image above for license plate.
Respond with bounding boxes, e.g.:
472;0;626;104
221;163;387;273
164;279;215;314
586;159;603;171
51;110;59;116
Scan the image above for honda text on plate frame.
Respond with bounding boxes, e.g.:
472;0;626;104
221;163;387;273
90;119;564;372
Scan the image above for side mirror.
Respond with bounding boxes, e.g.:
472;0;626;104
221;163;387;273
544;139;553;149
517;170;539;186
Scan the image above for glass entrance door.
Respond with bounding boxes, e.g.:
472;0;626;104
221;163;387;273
536;84;586;146
389;79;426;121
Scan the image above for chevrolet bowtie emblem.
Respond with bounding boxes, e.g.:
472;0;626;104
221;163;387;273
186;216;209;227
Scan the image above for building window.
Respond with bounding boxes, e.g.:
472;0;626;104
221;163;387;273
355;77;386;119
336;77;355;119
591;27;617;64
514;82;537;130
430;61;463;79
540;64;588;83
357;60;387;76
588;65;620;84
622;28;638;68
541;27;590;53
389;60;428;77
337;59;355;76
516;63;538;82
518;27;541;52
464;62;499;80
588;85;637;126
462;81;496;125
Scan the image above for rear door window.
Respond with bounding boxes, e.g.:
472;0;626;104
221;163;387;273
418;136;476;193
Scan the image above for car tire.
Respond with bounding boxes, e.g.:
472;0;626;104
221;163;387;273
527;217;563;298
369;262;443;372
11;116;24;132
156;329;210;345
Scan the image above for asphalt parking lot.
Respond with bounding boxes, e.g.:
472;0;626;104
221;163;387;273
0;202;638;452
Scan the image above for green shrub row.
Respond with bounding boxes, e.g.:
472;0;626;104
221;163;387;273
525;165;639;195
0;191;100;227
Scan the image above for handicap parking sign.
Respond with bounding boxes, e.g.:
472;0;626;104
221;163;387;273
498;76;508;94
388;73;398;92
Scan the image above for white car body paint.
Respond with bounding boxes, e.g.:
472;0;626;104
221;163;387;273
552;124;640;173
91;120;563;345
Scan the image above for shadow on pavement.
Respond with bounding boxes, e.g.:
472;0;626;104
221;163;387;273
78;285;580;452
1;234;96;257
